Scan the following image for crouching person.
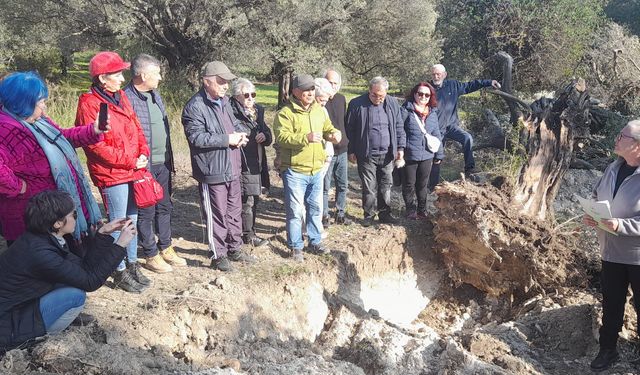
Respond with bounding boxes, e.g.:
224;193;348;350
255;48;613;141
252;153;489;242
0;190;135;351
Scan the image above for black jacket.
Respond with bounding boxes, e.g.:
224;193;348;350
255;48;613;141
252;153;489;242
346;94;406;159
123;82;175;172
182;90;242;184
230;98;273;196
324;93;349;155
0;232;125;350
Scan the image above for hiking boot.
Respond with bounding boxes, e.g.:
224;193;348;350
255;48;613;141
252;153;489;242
362;216;375;227
228;250;257;263
307;243;330;255
71;312;96;327
322;215;331;228
243;235;269;248
417;212;429;220
161;246;187;267
292;249;304;262
406;211;418;220
335;215;352;225
112;269;143;293
210;256;233;272
145;254;173;273
127;262;151;287
590;348;619;371
379;213;398;224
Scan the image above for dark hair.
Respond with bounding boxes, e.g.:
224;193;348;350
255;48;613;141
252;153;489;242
25;190;75;234
405;82;437;108
0;71;49;118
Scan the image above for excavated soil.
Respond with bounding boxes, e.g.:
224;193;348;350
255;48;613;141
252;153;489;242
1;157;639;374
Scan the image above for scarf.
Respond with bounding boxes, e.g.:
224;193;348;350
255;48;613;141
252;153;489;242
6;110;102;239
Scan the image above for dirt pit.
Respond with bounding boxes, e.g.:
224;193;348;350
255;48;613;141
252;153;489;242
1;169;639;375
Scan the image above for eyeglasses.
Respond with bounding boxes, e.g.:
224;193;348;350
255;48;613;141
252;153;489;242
416;92;431;98
243;92;257;99
617;132;636;141
69;210;77;220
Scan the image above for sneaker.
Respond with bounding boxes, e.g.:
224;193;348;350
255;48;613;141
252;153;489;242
112;269;143;293
210;256;233;272
228;250;257;263
292;249;304;262
590;348;619;371
244;235;269;248
335;215;352;225
322;215;331;228
379;214;398;224
71;312;96;327
307;243;330;255
161;246;187;267
406;211;418;220
145;254;173;273
127;262;151;287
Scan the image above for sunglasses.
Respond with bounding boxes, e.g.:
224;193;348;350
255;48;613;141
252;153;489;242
416;92;431;98
243;92;257;99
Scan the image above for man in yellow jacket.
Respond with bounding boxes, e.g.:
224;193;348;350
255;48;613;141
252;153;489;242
274;74;341;262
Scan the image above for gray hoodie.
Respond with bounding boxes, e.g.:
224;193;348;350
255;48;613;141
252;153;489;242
593;158;640;264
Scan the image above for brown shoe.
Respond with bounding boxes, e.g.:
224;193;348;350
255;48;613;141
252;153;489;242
145;254;173;273
161;246;187;267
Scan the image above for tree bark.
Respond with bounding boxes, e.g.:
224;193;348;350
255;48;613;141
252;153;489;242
277;64;293;110
512;79;591;221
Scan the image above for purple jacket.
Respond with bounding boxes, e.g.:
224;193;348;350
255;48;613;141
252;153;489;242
0;109;101;240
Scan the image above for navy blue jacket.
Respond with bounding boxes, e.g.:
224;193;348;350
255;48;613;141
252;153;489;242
346;94;406;159
182;90;242;184
0;232;125;350
123;82;175;172
432;79;493;133
401;101;443;161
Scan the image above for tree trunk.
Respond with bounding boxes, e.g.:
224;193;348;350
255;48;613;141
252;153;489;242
512;79;591;221
277;64;293;109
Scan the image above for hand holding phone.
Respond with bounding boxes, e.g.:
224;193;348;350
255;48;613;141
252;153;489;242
98;103;109;131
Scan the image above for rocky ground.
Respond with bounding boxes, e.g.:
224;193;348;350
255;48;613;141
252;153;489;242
1;150;639;375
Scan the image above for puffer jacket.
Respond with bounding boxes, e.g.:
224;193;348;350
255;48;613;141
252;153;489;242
182;89;242;184
0;109;101;240
0;232;125;350
273;99;337;175
230;98;273;196
123;82;175;171
74;87;149;188
401;101;443;161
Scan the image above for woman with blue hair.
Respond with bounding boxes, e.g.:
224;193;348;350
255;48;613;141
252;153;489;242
0;71;105;248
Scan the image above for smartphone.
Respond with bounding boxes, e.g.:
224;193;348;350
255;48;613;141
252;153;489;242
98;103;108;131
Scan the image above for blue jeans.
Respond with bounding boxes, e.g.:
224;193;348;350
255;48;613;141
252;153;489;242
39;287;86;334
101;182;138;271
282;168;323;250
323;152;349;217
444;125;475;171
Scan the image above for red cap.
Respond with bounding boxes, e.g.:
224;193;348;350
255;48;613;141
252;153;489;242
89;51;131;78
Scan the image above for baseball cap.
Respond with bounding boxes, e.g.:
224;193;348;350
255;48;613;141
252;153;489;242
200;61;237;80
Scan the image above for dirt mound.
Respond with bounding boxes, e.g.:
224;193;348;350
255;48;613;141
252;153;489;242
433;180;590;298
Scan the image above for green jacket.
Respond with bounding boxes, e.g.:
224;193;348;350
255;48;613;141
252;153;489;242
274;99;337;175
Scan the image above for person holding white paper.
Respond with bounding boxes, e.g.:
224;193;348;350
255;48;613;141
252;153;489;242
584;120;640;371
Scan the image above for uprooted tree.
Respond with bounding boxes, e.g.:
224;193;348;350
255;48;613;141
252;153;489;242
433;52;606;299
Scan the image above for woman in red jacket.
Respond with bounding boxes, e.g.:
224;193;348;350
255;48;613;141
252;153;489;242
75;51;150;294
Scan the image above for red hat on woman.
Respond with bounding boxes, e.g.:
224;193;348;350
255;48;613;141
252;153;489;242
89;51;131;78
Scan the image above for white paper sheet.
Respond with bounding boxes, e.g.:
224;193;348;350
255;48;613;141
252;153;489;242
577;196;617;235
